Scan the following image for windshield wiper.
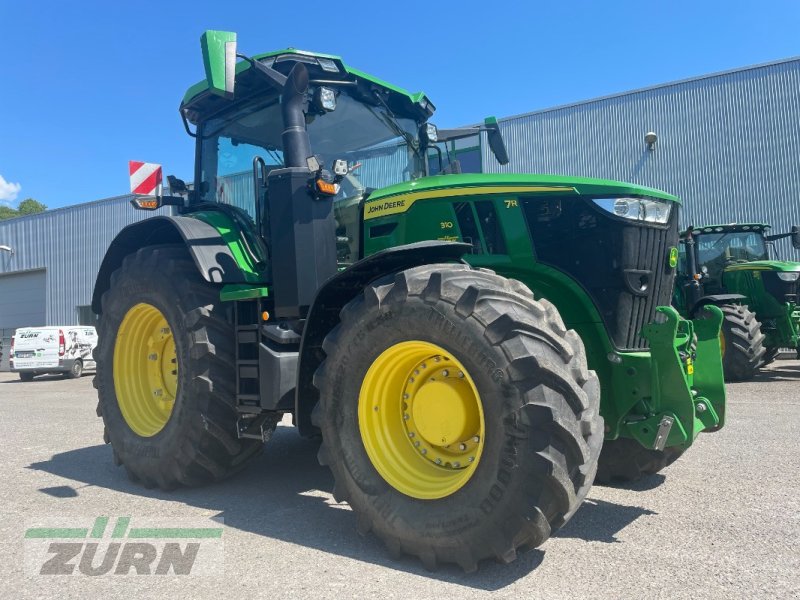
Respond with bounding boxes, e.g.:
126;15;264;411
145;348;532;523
368;91;422;158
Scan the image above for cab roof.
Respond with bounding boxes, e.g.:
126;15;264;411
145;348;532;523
180;48;434;125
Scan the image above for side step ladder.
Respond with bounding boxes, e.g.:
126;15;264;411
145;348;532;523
233;299;277;441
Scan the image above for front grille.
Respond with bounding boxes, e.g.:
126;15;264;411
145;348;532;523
762;272;799;304
621;219;678;348
522;196;679;350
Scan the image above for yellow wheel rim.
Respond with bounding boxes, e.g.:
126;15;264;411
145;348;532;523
358;341;485;500
113;303;178;437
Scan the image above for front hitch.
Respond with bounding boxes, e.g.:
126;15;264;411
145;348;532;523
625;305;725;450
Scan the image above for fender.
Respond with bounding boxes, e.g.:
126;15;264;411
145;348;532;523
92;214;263;313
690;293;747;317
294;240;471;436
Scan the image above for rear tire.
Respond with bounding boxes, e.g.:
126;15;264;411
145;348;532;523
761;347;779;366
94;245;268;490
595;438;686;484
719;304;766;381
313;264;603;571
66;360;83;379
19;372;34;382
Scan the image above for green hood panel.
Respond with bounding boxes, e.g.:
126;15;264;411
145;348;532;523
364;174;678;219
725;260;800;273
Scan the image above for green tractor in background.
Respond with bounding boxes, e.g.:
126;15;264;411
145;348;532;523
674;223;800;381
92;31;726;571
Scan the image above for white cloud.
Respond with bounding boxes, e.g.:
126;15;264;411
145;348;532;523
0;174;22;205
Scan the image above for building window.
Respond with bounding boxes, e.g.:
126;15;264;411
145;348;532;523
77;305;98;326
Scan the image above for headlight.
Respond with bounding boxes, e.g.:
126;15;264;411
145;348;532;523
777;272;800;282
593;197;672;224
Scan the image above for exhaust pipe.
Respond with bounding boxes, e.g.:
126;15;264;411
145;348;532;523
281;63;312;168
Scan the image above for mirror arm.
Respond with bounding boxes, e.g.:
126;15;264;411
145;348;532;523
765;232;791;242
180;110;197;138
237;54;287;90
309;79;358;87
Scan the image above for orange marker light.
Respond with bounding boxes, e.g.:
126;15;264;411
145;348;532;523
262;311;270;321
316;180;339;196
132;198;160;210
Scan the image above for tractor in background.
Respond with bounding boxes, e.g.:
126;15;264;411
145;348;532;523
675;223;800;380
91;31;726;571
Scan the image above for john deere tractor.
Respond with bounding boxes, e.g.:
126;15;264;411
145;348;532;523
92;31;725;570
674;223;800;380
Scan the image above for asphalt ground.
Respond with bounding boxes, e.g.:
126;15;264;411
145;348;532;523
0;360;798;599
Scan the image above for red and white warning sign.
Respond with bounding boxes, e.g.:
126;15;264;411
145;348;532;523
129;161;163;196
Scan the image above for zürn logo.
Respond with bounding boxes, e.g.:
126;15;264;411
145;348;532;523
24;516;223;576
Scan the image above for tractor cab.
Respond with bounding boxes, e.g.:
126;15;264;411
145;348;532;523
178;46;508;268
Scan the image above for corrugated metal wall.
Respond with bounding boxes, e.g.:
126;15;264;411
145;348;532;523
0;195;171;326
481;58;800;256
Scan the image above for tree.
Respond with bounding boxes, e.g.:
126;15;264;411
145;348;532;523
17;198;47;215
0;206;18;220
0;198;47;221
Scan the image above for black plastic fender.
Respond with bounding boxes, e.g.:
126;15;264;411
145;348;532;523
92;215;253;313
690;293;747;317
294;240;471;436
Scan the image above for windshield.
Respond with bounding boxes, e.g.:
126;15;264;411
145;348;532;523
696;231;769;273
197;93;424;219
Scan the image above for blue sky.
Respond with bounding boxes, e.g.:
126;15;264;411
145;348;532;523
1;0;798;209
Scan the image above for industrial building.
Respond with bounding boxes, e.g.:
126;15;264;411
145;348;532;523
1;57;798;370
0;197;170;370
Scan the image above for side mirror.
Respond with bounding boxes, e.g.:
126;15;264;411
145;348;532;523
792;225;800;250
201;30;237;99
129;161;182;210
484;116;509;165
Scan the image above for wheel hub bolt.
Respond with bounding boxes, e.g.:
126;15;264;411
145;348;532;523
453;461;460;468
458;371;464;378
408;432;415;438
697;403;707;413
458;443;467;451
442;370;449;377
435;458;442;465
414;441;420;447
468;457;474;463
472;436;480;443
403;393;409;400
421;448;427;455
409;377;415;383
403;413;410;420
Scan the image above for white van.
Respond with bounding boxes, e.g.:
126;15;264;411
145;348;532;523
10;326;98;381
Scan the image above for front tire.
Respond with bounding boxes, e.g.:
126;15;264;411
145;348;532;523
595;438;686;484
313;264;603;571
94;245;267;490
719;304;766;381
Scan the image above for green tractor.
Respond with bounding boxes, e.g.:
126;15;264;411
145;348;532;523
674;223;800;380
92;31;726;570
